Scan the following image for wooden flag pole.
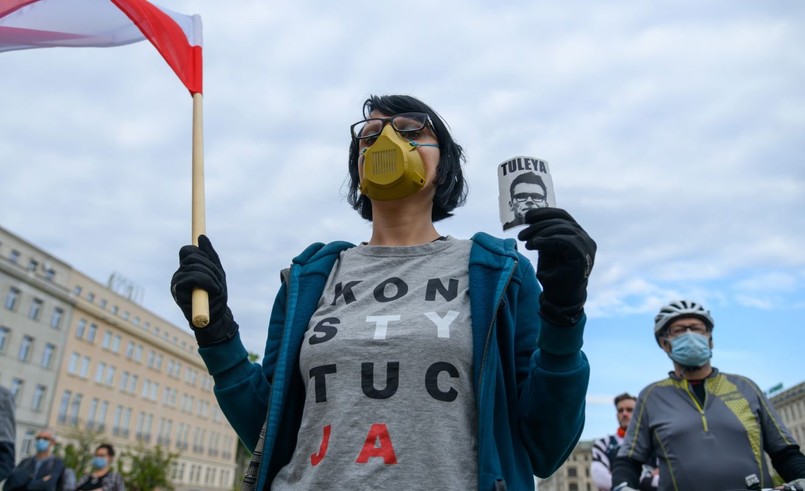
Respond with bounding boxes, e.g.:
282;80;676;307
190;92;210;327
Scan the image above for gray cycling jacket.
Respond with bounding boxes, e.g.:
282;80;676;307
618;368;798;491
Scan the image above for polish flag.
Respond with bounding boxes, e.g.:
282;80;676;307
0;0;202;94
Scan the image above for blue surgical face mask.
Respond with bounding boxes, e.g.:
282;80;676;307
35;438;50;453
668;331;712;368
91;456;108;469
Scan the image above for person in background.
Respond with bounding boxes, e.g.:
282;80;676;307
0;386;15;483
611;300;805;491
592;393;637;490
171;94;596;490
74;444;123;491
3;429;64;491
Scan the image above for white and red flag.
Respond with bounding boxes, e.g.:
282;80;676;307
0;0;202;94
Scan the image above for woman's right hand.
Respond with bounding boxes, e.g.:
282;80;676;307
171;234;239;346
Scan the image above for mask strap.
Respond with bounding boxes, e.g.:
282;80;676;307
408;140;439;148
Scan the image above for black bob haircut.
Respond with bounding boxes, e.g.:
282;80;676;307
347;95;468;222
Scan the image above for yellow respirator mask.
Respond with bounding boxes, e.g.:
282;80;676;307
359;124;437;201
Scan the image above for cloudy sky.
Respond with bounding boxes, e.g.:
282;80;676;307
1;0;804;444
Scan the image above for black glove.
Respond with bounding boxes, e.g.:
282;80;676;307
517;208;596;326
170;234;238;346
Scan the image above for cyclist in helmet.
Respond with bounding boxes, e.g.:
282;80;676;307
611;300;805;491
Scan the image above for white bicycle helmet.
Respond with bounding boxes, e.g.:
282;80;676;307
654;299;714;345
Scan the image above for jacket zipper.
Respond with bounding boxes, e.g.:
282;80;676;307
256;267;295;486
476;259;517;411
683;380;708;432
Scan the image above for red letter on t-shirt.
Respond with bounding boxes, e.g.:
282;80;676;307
355;423;398;464
310;425;331;466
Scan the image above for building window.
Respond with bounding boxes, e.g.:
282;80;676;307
50;307;64;329
72;285;82;296
0;326;10;353
69;394;83;426
29;298;43;321
99;299;107;309
5;287;20;311
31;385;46;411
10;378;24;404
75;319;87;339
113;406;123;436
105;366;116;386
111;335;121;353
568;466;577;477
18;335;34;362
120;372;130;392
102;331;112;349
57;390;71;422
86;292;95;303
126;341;135;358
9;250;20;263
41;343;56;369
97;401;109;432
80;356;91;378
95;362;106;383
122;408;132;437
111;305;118;315
20;430;35;456
87;324;97;343
87;398;99;429
133;344;143;362
27;259;38;272
129;375;138;394
68;352;80;374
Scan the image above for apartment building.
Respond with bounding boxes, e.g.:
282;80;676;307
770;381;805;451
0;225;238;491
537;439;595;491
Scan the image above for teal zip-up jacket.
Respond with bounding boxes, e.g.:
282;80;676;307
198;232;590;490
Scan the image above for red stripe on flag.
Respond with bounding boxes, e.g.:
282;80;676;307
0;0;40;19
111;0;202;95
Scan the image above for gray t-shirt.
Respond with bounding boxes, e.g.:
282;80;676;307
272;237;478;490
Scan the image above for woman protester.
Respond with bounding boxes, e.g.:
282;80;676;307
171;94;595;490
74;444;123;491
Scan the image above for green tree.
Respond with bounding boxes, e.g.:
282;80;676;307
53;425;104;478
119;443;179;491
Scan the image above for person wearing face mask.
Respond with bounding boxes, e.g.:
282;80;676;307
611;300;805;491
170;94;596;490
3;430;64;491
74;445;123;491
0;386;15;483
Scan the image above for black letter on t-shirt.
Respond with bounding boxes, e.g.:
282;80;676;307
361;362;400;399
373;278;408;303
425;362;459;402
310;364;337;403
332;281;362;306
425;278;459;302
309;317;340;345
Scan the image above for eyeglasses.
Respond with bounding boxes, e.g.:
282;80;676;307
667;324;708;337
350;112;433;141
512;192;546;204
